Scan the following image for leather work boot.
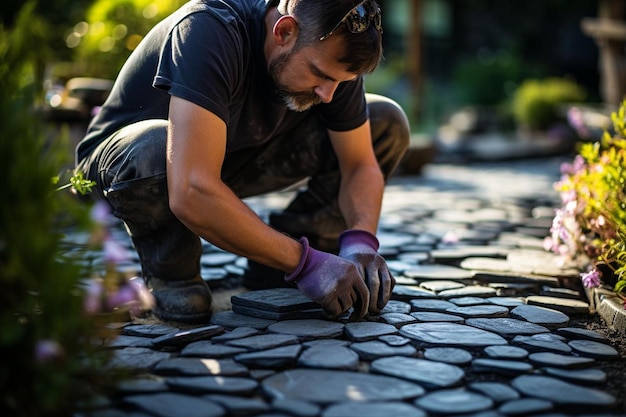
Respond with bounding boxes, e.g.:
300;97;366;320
105;176;212;324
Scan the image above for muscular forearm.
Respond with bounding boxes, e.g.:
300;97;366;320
338;163;384;234
169;179;302;273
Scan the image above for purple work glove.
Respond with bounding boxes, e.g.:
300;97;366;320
285;237;370;319
338;229;395;314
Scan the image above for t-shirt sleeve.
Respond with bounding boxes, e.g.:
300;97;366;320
153;12;242;124
319;76;368;132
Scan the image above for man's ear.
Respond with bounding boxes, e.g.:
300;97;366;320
272;15;298;46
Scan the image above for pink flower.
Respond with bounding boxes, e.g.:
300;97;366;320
35;340;64;363
90;200;111;225
83;278;104;314
103;237;129;265
441;231;459;244
107;277;155;316
581;268;602;288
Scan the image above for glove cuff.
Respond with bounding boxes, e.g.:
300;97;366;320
338;229;379;251
284;237;310;283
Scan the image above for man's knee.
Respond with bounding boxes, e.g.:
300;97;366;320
366;94;411;177
98;120;169;190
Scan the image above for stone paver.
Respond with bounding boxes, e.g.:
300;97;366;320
76;159;625;417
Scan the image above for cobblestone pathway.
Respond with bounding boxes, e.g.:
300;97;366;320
83;158;626;417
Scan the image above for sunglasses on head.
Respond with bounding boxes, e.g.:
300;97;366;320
319;0;383;41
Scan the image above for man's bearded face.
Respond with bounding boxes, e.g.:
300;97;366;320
269;49;322;112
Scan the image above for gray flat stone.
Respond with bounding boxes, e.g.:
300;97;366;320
400;323;508;347
124;393;224;417
410;311;464;323
512;335;572;354
484;345;528;360
419;280;465;293
234;344;302;369
465;318;550;337
204;394;269;415
262;369;425;404
154;358;248;376
486;297;525;308
210;311;276;330
397;251;430;264
371;356;465;389
166;375;258;395
511;375;616;407
344;322;398;341
302;339;350;348
525;296;589;315
415;389;494;414
108;347;171;371
449;296;490;306
403;264;475;281
268;320;344;340
431;246;509;263
378;334;411;346
121;323;180;338
540;286;581;300
423;347;473;365
297;346;359;370
510;305;569;328
469;382;520;403
445;305;509;318
392;285;437;300
543;367;607;385
180;341;247;358
350;340;417;360
471;358;534;376
380;312;417;325
151;325;224;348
323;401;426;417
498;398;554;415
528;352;595;369
211;327;260;342
556;327;608;342
438;285;498;299
225;334;300;351
568;339;619;359
410;299;457;312
271;398;321;417
106;335;158;349
116;377;169;395
231;304;324;320
231;288;319;312
380;300;412;314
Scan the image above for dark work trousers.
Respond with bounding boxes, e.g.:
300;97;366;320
75;93;410;285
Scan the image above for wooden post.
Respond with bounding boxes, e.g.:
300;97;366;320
581;0;626;107
406;0;423;123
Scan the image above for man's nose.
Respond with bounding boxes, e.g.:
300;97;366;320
314;81;339;103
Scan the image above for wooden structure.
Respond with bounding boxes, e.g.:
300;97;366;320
581;0;626;106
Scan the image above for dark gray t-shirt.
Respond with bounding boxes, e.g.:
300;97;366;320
76;0;368;162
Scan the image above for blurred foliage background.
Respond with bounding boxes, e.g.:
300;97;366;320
1;0;607;136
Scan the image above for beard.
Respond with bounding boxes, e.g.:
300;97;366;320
269;50;322;112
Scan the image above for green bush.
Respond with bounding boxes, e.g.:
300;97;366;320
72;0;187;78
547;99;626;304
512;77;586;130
0;4;115;415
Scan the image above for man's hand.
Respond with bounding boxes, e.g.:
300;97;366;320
285;237;370;319
338;229;395;314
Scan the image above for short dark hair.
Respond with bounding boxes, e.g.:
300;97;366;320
278;0;383;74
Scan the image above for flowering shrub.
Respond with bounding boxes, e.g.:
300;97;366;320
546;100;626;308
0;4;152;414
82;200;154;318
